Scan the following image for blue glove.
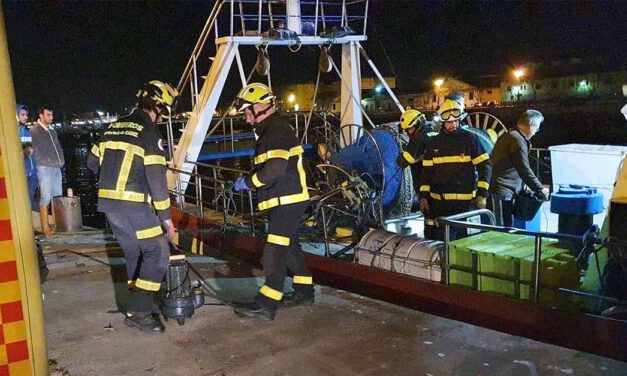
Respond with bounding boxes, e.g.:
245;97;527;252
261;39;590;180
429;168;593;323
234;176;249;192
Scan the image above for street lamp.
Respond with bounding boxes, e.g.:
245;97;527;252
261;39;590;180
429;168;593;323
513;68;525;81
288;94;295;103
433;78;444;108
294;103;300;112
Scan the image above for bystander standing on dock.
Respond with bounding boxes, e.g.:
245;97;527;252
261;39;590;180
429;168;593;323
31;105;64;236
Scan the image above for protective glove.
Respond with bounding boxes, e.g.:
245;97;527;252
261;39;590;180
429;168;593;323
475;196;487;209
162;219;177;239
233;176;250;192
419;198;430;214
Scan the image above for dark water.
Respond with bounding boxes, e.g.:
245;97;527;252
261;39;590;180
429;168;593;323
60;101;627;229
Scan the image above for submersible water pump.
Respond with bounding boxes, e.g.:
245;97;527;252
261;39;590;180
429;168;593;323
161;254;204;325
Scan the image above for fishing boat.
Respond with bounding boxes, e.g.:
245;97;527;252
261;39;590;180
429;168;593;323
164;0;627;361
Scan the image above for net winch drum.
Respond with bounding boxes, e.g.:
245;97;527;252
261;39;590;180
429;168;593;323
355;229;444;282
52;196;82;232
161;254;204;325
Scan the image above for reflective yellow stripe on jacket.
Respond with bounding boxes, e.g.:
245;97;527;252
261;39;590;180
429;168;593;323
430;192;476;201
257;148;309;211
254;146;304;165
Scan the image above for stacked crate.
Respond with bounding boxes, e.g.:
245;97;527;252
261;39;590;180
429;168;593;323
448;231;579;305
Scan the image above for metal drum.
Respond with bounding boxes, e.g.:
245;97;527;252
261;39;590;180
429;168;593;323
355;229;444;281
53;196;83;232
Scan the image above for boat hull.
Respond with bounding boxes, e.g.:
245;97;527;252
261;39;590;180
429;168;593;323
172;207;627;362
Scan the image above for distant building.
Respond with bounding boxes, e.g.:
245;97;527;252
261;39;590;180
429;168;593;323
501;58;626;103
276;77;396;113
360;76;502;114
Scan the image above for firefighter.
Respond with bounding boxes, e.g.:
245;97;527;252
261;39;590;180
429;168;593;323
396;109;437;201
232;83;314;320
87;80;178;334
419;99;492;241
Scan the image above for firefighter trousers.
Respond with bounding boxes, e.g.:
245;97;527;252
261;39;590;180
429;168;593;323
256;202;314;311
105;204;169;314
423;199;472;241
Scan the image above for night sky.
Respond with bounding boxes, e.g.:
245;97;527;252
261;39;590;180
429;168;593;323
3;0;626;117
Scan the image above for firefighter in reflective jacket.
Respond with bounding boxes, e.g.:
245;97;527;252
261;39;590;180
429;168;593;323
419;99;492;241
87;80;178;334
396;109;437;198
232;83;314;320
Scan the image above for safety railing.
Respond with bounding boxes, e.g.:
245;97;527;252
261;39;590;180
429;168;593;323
168;161;258;232
221;0;369;39
438;209;600;303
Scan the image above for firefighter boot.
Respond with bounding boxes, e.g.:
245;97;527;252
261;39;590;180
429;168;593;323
39;205;55;237
281;291;315;308
124;313;165;334
233;302;276;321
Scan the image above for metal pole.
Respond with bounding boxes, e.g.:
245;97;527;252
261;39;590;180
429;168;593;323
363;0;369;35
230;118;235;152
533;236;542;303
192;54;199;108
239;0;246;35
321;207;331;257
248;191;255;233
195;164;200;212
295;113;299;138
443;223;450;285
314;0;319;35
357;42;404;113
230;0;234;36
198;173;204;218
257;0;263;35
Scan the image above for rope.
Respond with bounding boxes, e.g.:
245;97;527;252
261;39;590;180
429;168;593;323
301;64;323;144
328;56;376;129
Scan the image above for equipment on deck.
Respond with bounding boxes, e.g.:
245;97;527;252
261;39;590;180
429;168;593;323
550;185;604;236
161;254;204;325
53;196;83;232
356;229;443;281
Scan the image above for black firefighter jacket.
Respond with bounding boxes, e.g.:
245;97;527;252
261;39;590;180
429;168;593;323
419;128;492;202
397;122;438;189
244;112;309;211
87;110;171;221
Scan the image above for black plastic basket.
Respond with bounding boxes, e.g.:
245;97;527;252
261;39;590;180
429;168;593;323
512;191;544;221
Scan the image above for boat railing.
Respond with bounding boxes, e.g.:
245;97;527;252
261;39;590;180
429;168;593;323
220;0;369;40
168;161;258;232
438;209;599;304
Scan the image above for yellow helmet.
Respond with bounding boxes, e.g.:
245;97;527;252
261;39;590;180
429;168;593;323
137;80;179;108
235;82;275;112
437;99;466;121
400;109;426;130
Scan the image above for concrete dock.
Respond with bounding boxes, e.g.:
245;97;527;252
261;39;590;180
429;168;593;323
41;231;627;376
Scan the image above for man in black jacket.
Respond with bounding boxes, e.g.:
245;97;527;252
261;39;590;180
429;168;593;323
232;83;314;321
488;110;548;227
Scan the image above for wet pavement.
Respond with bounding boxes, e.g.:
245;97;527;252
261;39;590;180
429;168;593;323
41;231;627;376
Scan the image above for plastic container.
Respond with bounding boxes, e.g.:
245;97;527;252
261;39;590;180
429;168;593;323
549;144;627;204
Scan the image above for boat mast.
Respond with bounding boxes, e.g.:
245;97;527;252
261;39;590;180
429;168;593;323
168;0;394;194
